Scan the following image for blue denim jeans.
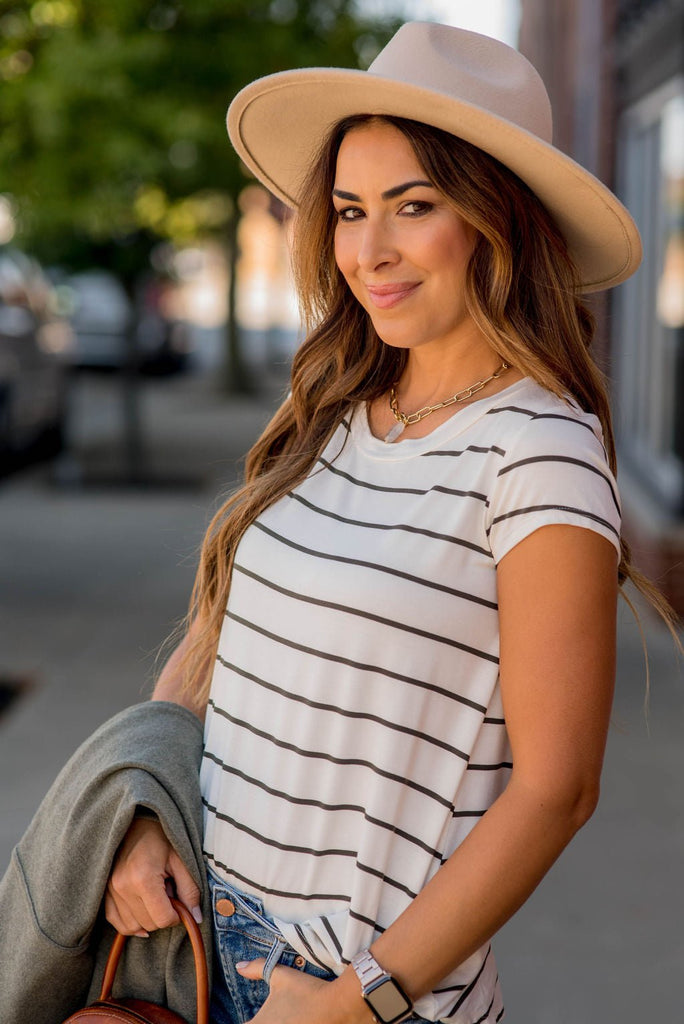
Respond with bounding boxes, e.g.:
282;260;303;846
207;866;431;1024
207;866;335;1023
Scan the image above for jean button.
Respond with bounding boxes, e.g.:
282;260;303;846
294;955;306;968
216;898;236;917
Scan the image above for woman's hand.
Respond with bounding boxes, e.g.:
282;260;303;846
105;816;202;936
237;959;374;1024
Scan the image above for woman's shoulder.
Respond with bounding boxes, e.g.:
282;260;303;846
492;376;597;419
486;380;621;563
490;377;608;455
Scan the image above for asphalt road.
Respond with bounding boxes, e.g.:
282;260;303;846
1;368;682;1023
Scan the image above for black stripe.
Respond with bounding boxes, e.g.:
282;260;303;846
320;916;345;960
207;699;458;812
225;610;489;715
483;716;506;725
233;563;500;666
318;455;488;503
348;907;385;934
531;411;598;435
488;504;619;539
254;520;498;610
293;923;331;972
201;749;445;861
447;946;492;1017
433;984;467;994
288;491;492;557
472;990;497;1024
467;761;513;771
216;654;471;763
204;853;350;904
486;404;538;418
486;404;601;440
452;809;486;819
420;444;506;459
534;409;610;459
497;454;620;515
496;1005;505;1021
202;796;357;859
355;861;418;900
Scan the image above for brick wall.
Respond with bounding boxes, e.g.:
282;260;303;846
518;0;684;619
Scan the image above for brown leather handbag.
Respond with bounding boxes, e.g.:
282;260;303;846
62;898;209;1024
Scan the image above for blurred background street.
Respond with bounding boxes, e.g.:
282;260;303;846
1;1;683;1022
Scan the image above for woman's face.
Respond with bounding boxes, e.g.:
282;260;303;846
333;121;477;353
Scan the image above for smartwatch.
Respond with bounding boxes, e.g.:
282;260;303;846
351;949;413;1024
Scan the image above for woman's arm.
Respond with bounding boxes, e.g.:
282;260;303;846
151;620;212;720
240;523;618;1023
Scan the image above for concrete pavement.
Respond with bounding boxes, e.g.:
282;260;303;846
1;367;682;1023
0;368;281;859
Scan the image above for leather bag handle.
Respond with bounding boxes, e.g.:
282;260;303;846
99;897;209;1024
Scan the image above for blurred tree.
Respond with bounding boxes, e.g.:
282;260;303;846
0;0;400;389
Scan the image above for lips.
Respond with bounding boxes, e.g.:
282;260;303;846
365;282;420;309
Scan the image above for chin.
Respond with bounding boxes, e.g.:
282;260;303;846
375;328;436;351
369;319;422;350
376;335;416;351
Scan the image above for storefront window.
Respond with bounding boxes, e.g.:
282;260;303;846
615;77;684;511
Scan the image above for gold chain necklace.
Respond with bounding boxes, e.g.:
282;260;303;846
384;362;510;443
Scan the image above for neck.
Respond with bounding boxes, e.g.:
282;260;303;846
396;335;505;409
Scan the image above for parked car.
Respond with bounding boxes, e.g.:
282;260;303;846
61;269;191;375
0;248;73;475
60;269;132;370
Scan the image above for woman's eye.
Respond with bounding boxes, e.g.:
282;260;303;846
336;207;363;222
401;201;432;216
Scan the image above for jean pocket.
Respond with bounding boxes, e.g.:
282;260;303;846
214;912;336;1022
278;946;336;981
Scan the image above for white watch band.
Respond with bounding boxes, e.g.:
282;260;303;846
351;948;387;991
351;948;414;1024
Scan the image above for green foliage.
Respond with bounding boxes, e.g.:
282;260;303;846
0;0;400;275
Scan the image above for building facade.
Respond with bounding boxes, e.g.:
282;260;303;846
519;0;684;616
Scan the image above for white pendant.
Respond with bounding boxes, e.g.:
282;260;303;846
384;420;406;443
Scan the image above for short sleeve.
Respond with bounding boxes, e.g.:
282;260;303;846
486;408;622;564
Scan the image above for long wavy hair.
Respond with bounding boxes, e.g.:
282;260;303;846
174;113;675;707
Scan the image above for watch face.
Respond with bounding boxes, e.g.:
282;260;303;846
366;976;412;1023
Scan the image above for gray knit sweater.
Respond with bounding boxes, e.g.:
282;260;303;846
0;701;213;1023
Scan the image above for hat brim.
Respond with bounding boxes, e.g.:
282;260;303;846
227;68;641;293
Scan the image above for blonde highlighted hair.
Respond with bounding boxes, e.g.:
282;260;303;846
174;114;676;708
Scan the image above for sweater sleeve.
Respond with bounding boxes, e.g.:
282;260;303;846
485;405;622;564
0;701;210;1024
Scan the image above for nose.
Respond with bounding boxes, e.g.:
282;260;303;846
356;219;399;272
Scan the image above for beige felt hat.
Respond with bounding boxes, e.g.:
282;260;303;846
227;21;641;293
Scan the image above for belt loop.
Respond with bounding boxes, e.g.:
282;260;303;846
262;936;288;985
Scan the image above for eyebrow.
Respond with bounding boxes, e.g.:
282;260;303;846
332;179;435;202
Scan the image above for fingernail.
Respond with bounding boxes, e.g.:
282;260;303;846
236;961;250;970
191;905;203;925
135;930;150;939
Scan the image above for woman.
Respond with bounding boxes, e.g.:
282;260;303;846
106;22;653;1024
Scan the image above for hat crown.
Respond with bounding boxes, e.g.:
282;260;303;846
369;21;553;143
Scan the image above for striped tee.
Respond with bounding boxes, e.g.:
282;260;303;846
200;377;621;1023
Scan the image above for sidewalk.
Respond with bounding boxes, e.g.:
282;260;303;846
1;367;682;1023
0;369;281;860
